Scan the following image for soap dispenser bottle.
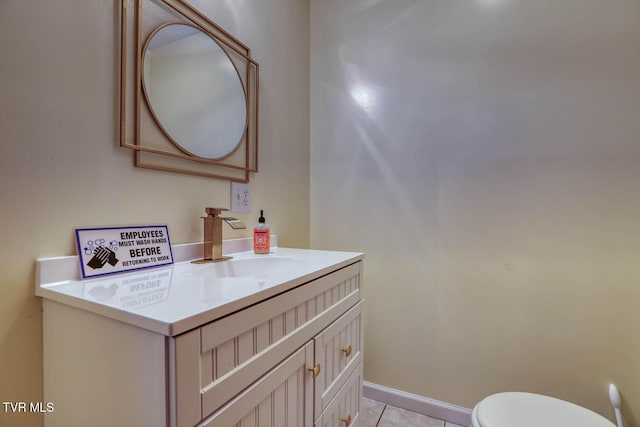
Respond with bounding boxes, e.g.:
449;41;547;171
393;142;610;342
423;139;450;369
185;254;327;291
253;210;270;254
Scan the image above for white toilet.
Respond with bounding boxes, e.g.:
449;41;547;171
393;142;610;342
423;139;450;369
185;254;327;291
471;392;616;427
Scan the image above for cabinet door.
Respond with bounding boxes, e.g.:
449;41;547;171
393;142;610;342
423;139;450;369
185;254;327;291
201;341;314;427
315;363;362;427
314;301;363;418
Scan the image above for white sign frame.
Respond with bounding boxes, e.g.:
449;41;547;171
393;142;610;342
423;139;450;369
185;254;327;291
75;225;173;279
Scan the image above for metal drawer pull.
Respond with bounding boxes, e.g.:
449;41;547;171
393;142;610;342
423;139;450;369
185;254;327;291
308;364;321;378
341;345;352;358
341;415;352;426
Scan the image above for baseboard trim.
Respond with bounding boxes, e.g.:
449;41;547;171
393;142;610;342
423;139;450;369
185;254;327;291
363;381;472;426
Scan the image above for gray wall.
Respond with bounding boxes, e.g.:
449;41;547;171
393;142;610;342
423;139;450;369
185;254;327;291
311;0;640;423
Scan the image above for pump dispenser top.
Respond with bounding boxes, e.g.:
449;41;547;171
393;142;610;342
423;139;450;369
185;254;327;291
253;210;270;254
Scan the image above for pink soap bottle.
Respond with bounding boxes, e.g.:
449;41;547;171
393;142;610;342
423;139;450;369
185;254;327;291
253;210;270;254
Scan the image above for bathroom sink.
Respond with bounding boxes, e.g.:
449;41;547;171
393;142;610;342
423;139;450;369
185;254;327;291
36;241;364;335
227;256;301;276
191;255;302;278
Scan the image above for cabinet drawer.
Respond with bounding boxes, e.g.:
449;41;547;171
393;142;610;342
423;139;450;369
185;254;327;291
314;301;363;418
200;341;314;427
315;362;362;427
174;262;362;427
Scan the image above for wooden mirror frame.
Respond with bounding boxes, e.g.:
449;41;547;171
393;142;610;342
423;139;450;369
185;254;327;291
119;0;259;182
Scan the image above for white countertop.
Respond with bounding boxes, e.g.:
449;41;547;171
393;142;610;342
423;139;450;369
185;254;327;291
36;240;363;336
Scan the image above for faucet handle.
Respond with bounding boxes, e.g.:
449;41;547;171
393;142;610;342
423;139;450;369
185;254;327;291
205;207;228;216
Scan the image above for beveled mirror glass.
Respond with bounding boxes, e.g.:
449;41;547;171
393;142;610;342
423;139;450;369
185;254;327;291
142;23;247;160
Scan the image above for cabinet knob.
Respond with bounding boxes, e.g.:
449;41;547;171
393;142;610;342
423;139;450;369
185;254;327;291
341;415;352;426
308;364;321;378
341;345;352;358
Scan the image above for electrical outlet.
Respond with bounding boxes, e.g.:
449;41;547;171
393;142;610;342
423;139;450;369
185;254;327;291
230;182;251;212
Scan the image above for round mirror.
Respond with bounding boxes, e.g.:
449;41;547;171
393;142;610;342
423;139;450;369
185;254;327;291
142;23;247;160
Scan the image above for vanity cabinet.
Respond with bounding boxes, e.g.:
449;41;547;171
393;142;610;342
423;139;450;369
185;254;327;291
40;252;363;427
177;262;363;427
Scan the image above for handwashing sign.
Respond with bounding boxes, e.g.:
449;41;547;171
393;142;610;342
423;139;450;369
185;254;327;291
75;226;173;278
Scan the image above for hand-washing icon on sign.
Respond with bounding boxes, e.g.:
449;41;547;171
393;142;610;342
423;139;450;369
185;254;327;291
84;237;120;269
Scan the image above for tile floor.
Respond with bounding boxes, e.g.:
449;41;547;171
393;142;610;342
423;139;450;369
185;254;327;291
360;398;466;427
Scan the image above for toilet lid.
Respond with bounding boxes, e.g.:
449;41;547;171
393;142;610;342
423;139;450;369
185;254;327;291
472;392;616;427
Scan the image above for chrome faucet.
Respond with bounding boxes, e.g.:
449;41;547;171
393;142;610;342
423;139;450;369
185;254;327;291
194;207;246;263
